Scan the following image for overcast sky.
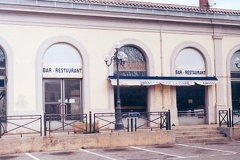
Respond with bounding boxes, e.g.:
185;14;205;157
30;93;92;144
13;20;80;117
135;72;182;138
132;0;240;10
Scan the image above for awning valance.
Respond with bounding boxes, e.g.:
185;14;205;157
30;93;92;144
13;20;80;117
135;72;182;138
108;76;218;86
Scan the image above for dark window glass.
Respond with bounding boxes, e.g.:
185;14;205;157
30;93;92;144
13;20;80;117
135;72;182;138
231;51;240;110
114;87;147;113
114;46;146;76
176;85;205;111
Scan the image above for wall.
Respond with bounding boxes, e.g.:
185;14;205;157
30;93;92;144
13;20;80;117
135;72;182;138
0;131;174;155
0;2;239;125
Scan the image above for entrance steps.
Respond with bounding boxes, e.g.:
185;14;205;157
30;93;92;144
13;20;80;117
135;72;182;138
173;125;231;143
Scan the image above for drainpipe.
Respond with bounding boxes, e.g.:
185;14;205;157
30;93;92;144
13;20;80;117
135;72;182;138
160;30;164;111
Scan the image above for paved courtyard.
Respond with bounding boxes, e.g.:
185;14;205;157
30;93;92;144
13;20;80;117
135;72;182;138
1;141;240;160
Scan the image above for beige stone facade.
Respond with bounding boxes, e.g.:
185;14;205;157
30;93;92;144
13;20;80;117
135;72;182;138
0;0;239;128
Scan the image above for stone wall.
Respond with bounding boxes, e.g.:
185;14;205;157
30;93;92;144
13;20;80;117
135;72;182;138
0;130;174;155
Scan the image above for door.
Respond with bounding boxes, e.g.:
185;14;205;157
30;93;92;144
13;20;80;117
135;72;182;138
43;79;82;118
177;85;206;125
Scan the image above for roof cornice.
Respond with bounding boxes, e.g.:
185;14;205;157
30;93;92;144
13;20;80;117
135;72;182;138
0;0;239;24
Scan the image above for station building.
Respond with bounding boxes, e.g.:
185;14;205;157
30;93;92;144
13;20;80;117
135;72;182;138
0;0;239;127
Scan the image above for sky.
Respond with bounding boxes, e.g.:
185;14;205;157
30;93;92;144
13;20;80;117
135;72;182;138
132;0;240;10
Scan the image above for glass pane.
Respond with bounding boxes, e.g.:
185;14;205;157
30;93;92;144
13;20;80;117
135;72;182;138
176;48;205;67
0;90;6;116
43;43;82;64
176;86;205;111
0;49;5;68
231;82;240;110
114;46;146;76
44;79;61;103
64;79;81;114
231;51;240;71
45;104;60;114
115;87;147;113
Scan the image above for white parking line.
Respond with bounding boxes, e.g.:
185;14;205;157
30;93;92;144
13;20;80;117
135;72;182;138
177;144;237;155
129;146;185;158
25;153;40;160
79;149;117;160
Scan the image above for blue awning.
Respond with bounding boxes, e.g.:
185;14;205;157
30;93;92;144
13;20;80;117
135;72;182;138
108;76;218;86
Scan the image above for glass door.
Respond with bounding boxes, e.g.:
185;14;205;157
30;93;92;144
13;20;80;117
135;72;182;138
43;79;82;118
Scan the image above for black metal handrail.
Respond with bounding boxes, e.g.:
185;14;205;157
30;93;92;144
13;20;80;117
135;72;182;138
44;113;87;136
0;115;42;138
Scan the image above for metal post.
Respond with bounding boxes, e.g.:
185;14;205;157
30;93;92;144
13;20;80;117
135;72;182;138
168;110;171;130
89;111;92;133
0;117;2;138
40;115;42;136
105;42;127;131
218;110;221;127
228;108;232;128
134;118;137;131
130;118;133;132
44;112;46;136
115;48;124;130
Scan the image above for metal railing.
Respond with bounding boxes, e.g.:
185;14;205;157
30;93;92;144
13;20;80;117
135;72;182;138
93;110;171;133
178;110;206;117
231;109;240;127
0;115;42;138
93;112;128;133
218;109;230;127
0;111;171;138
44;113;88;136
134;111;171;131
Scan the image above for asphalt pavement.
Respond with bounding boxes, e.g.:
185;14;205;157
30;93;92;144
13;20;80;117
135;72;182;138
1;141;240;160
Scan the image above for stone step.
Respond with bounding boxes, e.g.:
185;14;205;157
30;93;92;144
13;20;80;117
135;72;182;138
173;125;231;143
176;137;231;143
176;133;225;139
175;130;222;136
173;126;219;131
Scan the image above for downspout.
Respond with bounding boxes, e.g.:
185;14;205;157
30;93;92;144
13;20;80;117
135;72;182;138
160;29;164;111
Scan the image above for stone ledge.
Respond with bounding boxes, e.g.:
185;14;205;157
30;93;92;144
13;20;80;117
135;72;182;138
0;130;174;155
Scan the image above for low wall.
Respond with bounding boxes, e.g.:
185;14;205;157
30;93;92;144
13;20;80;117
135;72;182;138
0;130;174;155
219;127;240;140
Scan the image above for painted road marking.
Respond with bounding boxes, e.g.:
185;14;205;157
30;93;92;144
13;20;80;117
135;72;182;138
129;146;185;158
177;144;237;155
79;149;117;160
25;153;40;160
166;156;199;160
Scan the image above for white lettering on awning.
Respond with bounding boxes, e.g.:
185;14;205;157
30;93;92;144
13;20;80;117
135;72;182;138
109;78;217;86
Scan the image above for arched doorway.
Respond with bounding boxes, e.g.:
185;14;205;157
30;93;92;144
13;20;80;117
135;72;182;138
175;48;206;125
0;48;6;117
231;50;240;110
114;46;148;113
42;43;83;123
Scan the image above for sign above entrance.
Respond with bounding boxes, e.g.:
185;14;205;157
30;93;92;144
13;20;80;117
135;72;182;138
43;63;82;78
175;66;206;77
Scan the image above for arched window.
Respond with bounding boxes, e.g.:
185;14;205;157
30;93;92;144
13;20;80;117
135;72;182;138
175;48;205;77
230;51;240;110
115;46;146;76
0;48;6;116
